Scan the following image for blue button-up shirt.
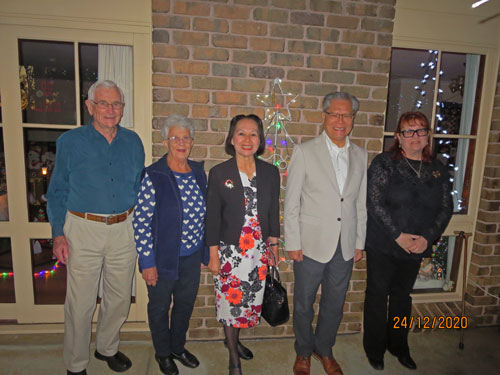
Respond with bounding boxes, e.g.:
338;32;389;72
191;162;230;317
46;123;145;237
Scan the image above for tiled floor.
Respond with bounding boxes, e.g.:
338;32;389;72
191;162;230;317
0;327;499;374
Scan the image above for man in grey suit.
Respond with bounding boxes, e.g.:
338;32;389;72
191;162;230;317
284;92;367;375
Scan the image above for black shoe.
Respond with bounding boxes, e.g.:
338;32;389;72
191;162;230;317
94;350;132;372
397;353;417;370
367;357;384;371
155;355;179;375
67;370;87;375
171;349;200;368
224;340;254;360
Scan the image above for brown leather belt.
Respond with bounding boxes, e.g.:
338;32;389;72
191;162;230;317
69;207;134;225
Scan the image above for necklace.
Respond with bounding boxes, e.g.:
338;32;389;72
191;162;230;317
404;157;422;178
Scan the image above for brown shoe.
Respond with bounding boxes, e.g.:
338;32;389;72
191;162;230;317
312;352;343;375
293;355;311;375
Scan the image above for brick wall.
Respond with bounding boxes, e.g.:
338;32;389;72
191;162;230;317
465;67;500;327
152;0;396;339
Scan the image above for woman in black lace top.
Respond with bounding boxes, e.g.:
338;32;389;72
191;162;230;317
363;112;453;371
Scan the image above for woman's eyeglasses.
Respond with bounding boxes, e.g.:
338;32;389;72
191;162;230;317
400;128;429;138
166;136;193;144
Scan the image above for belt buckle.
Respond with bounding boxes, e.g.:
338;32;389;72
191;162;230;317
105;215;113;225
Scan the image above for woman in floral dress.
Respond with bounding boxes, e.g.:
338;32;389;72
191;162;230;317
206;114;281;375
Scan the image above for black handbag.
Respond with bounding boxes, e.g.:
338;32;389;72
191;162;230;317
262;265;289;326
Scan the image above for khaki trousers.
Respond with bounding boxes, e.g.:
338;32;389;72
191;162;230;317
63;211;137;372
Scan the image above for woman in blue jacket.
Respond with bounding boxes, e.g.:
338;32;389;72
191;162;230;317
133;114;208;375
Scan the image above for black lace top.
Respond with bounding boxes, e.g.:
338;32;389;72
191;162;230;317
366;152;453;259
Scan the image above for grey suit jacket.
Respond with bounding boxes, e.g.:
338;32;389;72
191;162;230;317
284;133;367;262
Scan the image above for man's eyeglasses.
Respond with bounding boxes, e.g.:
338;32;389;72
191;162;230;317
92;100;124;110
400;128;429;138
166;136;193;144
324;111;355;121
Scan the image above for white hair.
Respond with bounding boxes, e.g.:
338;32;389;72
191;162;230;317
162;114;195;139
87;80;125;102
322;92;360;114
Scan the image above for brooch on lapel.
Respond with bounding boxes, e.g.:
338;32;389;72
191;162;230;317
224;179;234;189
432;171;441;178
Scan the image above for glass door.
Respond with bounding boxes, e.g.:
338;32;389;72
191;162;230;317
0;24;150;324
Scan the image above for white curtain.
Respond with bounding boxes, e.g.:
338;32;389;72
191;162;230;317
453;54;480;211
98;45;134;128
97;45;136;297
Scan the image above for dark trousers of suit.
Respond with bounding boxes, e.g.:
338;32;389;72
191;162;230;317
147;250;201;357
363;248;421;361
293;241;353;357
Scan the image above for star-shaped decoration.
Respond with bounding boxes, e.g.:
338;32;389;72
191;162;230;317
256;78;298;125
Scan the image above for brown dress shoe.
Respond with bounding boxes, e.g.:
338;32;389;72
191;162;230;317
293;355;311;375
312;352;343;375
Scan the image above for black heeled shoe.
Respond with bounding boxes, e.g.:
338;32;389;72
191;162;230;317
228;363;242;375
224;340;254;360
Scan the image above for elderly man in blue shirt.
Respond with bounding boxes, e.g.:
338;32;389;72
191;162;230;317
47;80;145;375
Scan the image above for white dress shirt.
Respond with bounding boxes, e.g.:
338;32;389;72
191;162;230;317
324;131;350;193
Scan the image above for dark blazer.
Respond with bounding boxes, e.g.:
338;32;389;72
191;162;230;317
205;157;281;247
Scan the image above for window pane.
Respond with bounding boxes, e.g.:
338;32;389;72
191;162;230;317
19;39;76;125
0;238;15;303
79;43;98;125
0;129;8;221
435;53;484;136
31;238;66;304
24;128;67;222
414;236;456;292
433;138;475;214
386;48;437;132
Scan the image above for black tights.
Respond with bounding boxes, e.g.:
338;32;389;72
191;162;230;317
224;325;242;375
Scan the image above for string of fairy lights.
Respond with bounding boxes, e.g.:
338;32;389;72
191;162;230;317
1;260;61;279
413;49;463;211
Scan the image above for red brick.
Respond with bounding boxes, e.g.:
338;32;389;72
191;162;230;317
233;51;267;64
172;31;209;46
327;15;359;29
192;77;228;90
231;79;267;92
271;53;304;67
152;74;189;88
193;18;229;33
152;14;190;29
192;105;228;119
213;34;248;49
173;90;209;104
173;1;210;16
153;45;189;59
288;41;321;54
250;37;285;52
214;4;250;19
253;8;288;23
172;61;209;75
213;92;248;105
272;0;305;9
193;47;229;62
307;56;339;69
342;30;376;45
153;103;189;117
152;0;170;12
232;21;268;36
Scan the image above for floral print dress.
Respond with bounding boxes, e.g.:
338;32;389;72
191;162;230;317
214;171;269;328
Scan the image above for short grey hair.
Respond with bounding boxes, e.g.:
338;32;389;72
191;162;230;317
322;92;360;114
88;80;125;102
161;114;195;139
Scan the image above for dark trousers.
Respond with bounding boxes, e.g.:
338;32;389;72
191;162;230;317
147;250;201;357
293;242;354;357
363;248;421;360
